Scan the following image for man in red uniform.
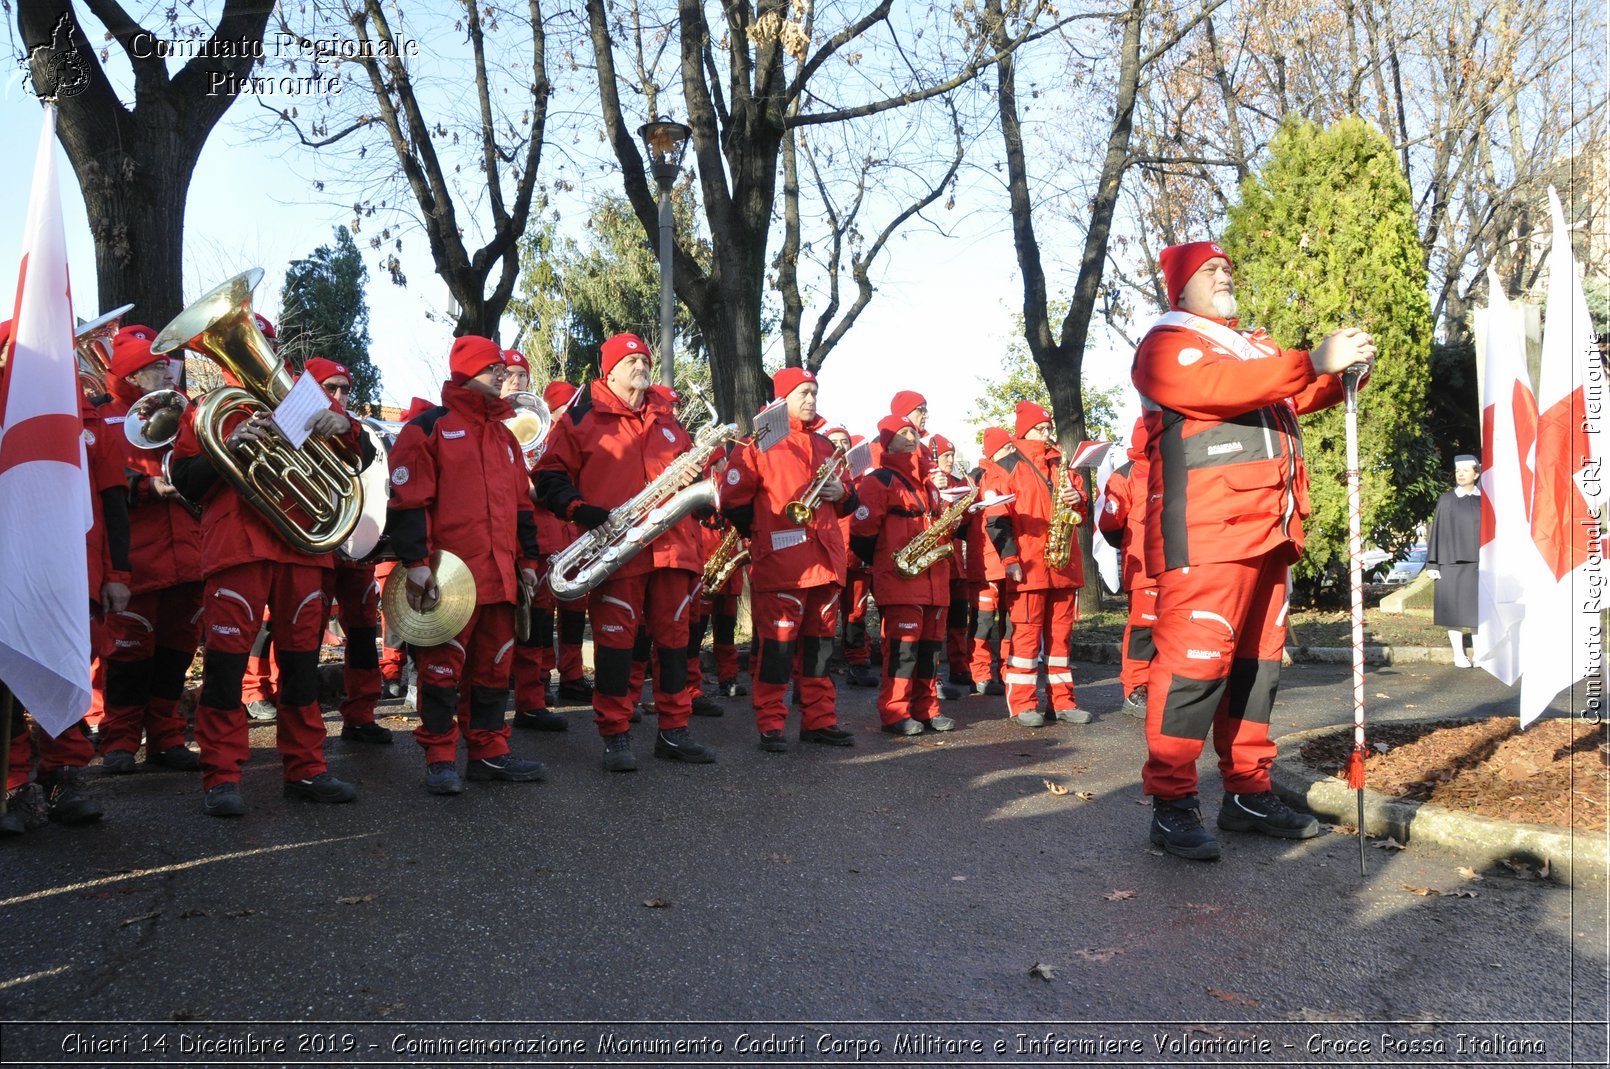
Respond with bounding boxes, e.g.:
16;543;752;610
850;413;952;735
1097;417;1156;720
832;429;877;687
928;433;974;696
966;427;1015;695
169;337;374;816
377;396;436;700
533;333;716;771
97;325;206;773
986;401;1087;727
303;357;392;744
721;367;854;751
387;339;547;794
536;380;593;705
1133;239;1375;859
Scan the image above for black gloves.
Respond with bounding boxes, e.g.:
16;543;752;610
573;503;611;530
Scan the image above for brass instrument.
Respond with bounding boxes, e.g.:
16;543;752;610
893;486;978;578
124;389;187;450
503;390;552;468
702;527;749;592
547;419;738;601
73;303;134;395
783;442;850;526
150;269;366;555
1043;461;1083;570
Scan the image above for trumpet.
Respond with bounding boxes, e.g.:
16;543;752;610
124;389;188;450
503;390;552;468
783;442;850;526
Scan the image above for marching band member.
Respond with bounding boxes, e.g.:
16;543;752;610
533;333;716;771
849;413;952;735
96;325;205;774
538;381;594;705
1097;417;1156;719
966;427;1014;695
688;505;746;700
169;335;374;817
987;401;1087;728
1133;240;1373;859
929;433;973;697
385;338;547;794
501;347;533;396
377;396;438;699
304;357;391;744
833;430;877;687
720;368;854;751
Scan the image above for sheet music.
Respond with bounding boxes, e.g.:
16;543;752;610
1067;439;1113;470
273;371;334;450
971;491;1015;513
753;400;790;452
846;441;872;476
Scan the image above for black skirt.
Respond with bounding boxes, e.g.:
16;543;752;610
1433;561;1477;629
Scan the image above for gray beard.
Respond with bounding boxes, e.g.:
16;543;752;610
1212;293;1238;319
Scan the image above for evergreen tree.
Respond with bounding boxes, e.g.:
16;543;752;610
279;227;380;413
1224;117;1439;598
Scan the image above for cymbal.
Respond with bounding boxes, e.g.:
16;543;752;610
381;549;476;646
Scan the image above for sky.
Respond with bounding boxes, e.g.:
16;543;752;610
0;9;1144;461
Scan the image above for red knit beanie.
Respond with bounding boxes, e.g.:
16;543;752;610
929;433;955;458
773;366;816;400
403;396;435;421
877;413;915;449
303;356;350;384
502;348;531;373
1014;400;1053;439
253;313;277;342
982;427;1010;457
601;333;651;379
109;324;164;380
889;390;926;418
1158;240;1231;309
543;380;579;412
449;335;502;382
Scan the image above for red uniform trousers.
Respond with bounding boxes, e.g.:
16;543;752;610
86;618;106;729
98;583;204;757
557;607;587;682
839;572;872;666
969;581;1014;685
374;560;408;683
1120;583;1159;695
1004;589;1079;716
945;578;974;681
512;583;556;712
1143;555;1287;801
751;585;841;733
6;709;95;788
327;566;382;728
413;603;516;764
193;561;331;791
587;570;695;735
684;590;740;699
877;604;945;726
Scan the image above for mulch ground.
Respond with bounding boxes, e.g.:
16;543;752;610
1300;717;1609;832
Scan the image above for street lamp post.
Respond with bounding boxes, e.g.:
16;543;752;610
638;118;692;388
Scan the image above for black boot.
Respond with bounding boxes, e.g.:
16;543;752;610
43;767;104;825
1149;796;1220;860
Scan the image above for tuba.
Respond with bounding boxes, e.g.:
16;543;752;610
124;389;188;450
893;486;978;578
73;303;135;396
547;419;737;601
503;390;552;468
151;269;366;555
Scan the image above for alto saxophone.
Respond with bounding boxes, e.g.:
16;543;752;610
893;486;978;578
701;526;749;592
1043;462;1083;570
547;419;738;601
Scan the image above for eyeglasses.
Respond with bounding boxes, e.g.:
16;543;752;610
328;384;353;396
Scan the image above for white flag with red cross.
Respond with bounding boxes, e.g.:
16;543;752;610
0;104;93;736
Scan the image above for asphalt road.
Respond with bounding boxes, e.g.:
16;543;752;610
1;656;1604;1069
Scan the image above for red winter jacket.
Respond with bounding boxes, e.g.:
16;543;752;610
532;379;702;577
970;454;1014;583
986;438;1085;592
1131;312;1348;573
102;381;203;593
720;415;848;593
170;393;368;578
848;450;948;607
1097;431;1154;592
83;394;131;596
386;381;538;606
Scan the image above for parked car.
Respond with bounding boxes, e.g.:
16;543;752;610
1383;544;1428;585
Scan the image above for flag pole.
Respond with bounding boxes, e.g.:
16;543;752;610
1343;365;1369;876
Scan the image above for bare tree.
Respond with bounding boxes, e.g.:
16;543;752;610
17;1;274;326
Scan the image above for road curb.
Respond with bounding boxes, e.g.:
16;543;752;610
1270;720;1606;887
1071;641;1456;667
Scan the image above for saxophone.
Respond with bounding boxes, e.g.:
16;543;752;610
547;419;738;601
1043;461;1083;570
893;486;978;578
701;526;749;592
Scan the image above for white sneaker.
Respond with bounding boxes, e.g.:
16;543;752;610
1453;652;1472;669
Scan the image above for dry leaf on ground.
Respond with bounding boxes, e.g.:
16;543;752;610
1043;779;1069;796
642;897;672;908
1403;885;1440;896
1457;867;1483;882
1207;988;1260;1007
1076;947;1123;962
1372;837;1407;851
1103;889;1136;902
1028;963;1055;981
336;894;380;905
1075;790;1095;801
